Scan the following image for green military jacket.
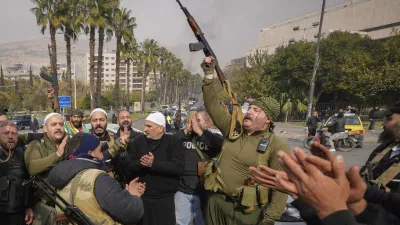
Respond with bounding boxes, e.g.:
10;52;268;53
203;77;290;222
24;135;63;178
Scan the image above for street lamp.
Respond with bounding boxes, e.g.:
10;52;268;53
57;32;84;109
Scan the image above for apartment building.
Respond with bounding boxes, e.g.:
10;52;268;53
80;51;159;92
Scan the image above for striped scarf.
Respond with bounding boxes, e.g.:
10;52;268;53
65;121;89;136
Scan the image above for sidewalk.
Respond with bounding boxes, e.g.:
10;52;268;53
274;122;381;143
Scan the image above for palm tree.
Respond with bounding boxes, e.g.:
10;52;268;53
109;7;136;110
80;0;99;110
139;39;159;114
31;0;66;112
121;40;139;109
96;0;118;107
59;0;83;98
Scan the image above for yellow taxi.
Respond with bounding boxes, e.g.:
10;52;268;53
322;113;365;148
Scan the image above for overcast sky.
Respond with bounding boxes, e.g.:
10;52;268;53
0;0;347;72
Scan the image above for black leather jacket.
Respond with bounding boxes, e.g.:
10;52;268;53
333;117;346;133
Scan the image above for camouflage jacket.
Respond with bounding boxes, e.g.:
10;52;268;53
24;135;63;178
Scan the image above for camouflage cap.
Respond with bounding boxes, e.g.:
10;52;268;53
70;109;84;117
250;96;280;121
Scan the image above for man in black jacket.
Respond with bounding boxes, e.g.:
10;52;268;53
113;110;142;186
306;111;320;137
174;111;223;225
327;112;346;152
0;121;34;225
360;101;400;192
48;132;145;224
126;112;185;225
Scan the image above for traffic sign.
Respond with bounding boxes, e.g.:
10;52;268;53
58;96;71;108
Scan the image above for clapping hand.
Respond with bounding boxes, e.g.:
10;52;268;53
125;177;146;197
119;126;130;147
140;152;154;167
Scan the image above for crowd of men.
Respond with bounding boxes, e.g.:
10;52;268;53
0;56;399;225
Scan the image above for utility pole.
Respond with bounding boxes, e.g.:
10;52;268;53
306;0;326;119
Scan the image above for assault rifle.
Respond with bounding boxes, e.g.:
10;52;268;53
23;176;94;225
177;0;243;140
41;44;60;112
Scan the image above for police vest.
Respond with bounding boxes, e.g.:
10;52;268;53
56;169;119;225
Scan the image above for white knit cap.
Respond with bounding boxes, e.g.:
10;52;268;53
90;108;108;118
145;112;166;127
44;113;63;124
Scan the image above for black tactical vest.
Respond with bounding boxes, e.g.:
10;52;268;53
0;148;28;213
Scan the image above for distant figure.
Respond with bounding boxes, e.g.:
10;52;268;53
30;114;39;133
112;113;117;124
368;107;379;131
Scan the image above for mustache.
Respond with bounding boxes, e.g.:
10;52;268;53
95;125;104;130
54;130;63;134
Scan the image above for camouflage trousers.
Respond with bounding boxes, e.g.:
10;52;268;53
327;132;348;149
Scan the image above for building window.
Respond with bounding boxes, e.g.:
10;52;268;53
106;57;109;60
111;69;115;71
111;57;115;60
106;69;109;71
111;63;115;66
106;63;109;66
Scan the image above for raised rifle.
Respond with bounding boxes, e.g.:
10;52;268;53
23;176;94;225
177;0;243;140
41;44;60;112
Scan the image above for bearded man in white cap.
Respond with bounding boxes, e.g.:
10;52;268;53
24;112;69;225
125;112;184;225
89;108;129;175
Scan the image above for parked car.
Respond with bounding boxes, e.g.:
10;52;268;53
12;115;32;130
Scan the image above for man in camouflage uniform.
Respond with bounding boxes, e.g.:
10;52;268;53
64;109;89;137
24;113;68;225
201;57;290;225
360;101;400;192
89;108;129;174
48;133;145;225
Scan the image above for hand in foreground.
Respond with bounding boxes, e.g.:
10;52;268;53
140;152;154;167
56;136;69;157
249;165;296;196
191;114;203;136
184;113;193;135
277;148;350;219
119;126;130;147
125;177;146;197
25;208;34;224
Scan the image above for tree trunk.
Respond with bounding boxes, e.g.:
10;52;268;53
96;27;105;107
140;63;147;115
65;32;72;97
0;65;4;86
114;36;122;110
175;79;179;104
163;73;168;105
153;68;159;101
89;25;96;110
50;25;60;112
126;59;130;109
29;66;33;86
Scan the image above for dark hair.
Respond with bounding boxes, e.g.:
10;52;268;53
0;110;7;116
65;132;84;156
0;120;17;128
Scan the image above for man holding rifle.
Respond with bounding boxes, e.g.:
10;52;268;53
200;57;290;225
